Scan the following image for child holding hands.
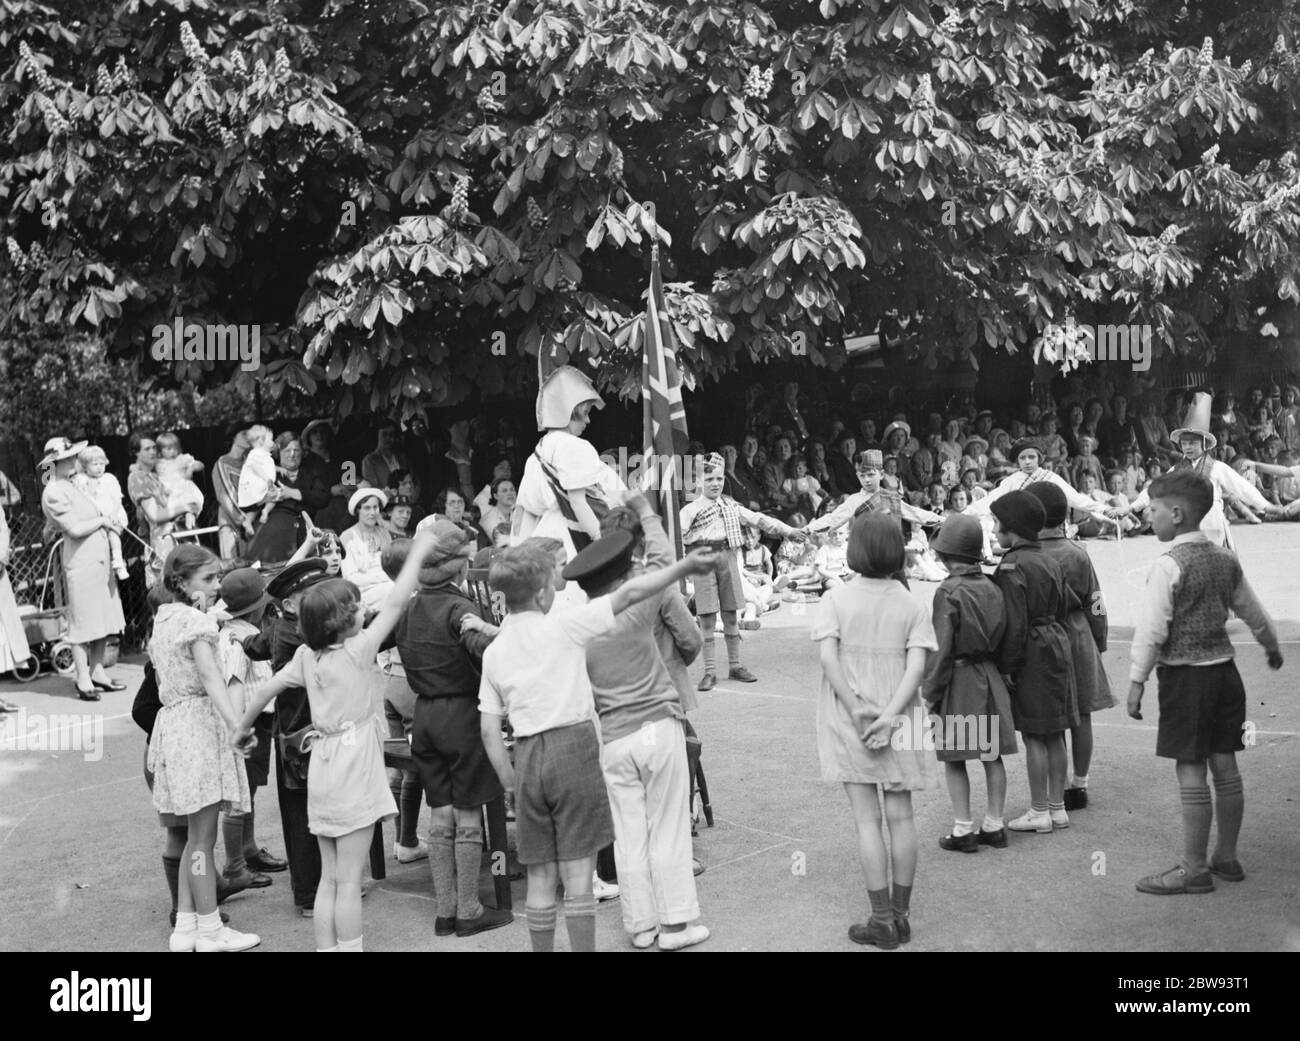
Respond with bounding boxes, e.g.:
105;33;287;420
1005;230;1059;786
233;525;442;951
813;512;936;949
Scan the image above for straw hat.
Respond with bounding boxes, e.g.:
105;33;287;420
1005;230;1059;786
1171;392;1217;450
38;437;89;469
348;487;388;514
882;420;911;443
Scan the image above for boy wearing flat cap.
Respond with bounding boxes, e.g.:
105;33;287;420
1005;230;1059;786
477;515;717;952
394;521;514;938
989;491;1079;835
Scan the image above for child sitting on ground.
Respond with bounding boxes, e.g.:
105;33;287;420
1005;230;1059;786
1103;469;1141;534
774;511;819;594
156;431;206;529
813;525;853;589
1128;471;1282;895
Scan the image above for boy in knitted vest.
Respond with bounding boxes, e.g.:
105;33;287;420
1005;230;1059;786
1128;471;1282;895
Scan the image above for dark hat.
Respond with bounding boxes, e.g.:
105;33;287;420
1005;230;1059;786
215;567;270;619
1009;438;1042;463
386;494;414;512
930;513;984;562
1023;482;1068;529
990;490;1046;541
266;558;331;600
562;530;635;594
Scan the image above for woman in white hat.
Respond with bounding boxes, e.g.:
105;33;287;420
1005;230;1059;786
1107;393;1276;551
339;487;395;608
39;436;127;699
514;365;624;558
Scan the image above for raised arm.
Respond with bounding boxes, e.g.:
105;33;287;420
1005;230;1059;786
365;527;441;646
609;546;718;616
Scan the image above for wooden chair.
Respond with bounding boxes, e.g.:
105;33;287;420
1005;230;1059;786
465;567;504;622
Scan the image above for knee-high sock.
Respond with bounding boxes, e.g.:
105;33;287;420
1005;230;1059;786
564;893;597;952
454;826;485;921
163;855;181;913
241;805;259;858
1211;773;1244;862
399;773;422;848
1180;781;1213;871
428;824;457;919
699;615;717;674
721;612;741;668
526;905;556;953
222;814;246;876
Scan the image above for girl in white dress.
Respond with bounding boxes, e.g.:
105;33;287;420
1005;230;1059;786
234;526;439;952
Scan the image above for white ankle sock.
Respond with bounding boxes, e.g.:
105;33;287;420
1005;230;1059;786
1071;774;1088;789
952;819;974;837
982;815;1003;831
317;945;339;953
173;911;197;932
338;935;363;952
197;910;223;936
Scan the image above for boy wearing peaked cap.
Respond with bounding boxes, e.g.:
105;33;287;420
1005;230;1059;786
989;491;1079;835
575;493;711;951
1024;483;1114;812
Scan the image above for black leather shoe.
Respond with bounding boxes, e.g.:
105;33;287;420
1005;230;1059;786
697;673;716;692
435;916;457;936
91;677;127;691
977;828;1007;849
728;666;758;683
246;848;288;873
848;919;899;949
894;914;911;944
1063;787;1088;811
74;684;100;701
939;831;979;853
455;906;514;937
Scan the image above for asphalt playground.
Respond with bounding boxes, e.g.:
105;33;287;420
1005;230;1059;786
1;524;1297;952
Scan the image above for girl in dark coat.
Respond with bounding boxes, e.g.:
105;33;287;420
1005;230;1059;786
924;514;1018;853
1024;483;1114;812
990;492;1079;835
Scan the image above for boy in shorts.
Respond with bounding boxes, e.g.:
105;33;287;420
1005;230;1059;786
1128;471;1282;894
478;531;716;951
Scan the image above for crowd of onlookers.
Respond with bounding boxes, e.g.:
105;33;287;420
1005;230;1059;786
706;376;1300;533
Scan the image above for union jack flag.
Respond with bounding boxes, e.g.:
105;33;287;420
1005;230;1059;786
642;245;690;561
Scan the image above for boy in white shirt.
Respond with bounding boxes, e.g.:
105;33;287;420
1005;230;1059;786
478;533;716;952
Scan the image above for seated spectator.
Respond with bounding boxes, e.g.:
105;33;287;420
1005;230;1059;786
1037;415;1069;474
1103;470;1141;534
1071;473;1110;538
812;526;853;590
362;419;408;495
781;456;824;516
959;464;987;500
945;486;968;514
827;433;858;498
1069;435;1105;491
478;475;516;537
472;523;512;568
386;495;414;538
340;487;395;608
773;511;819;594
937;420;964;467
805;439;839;500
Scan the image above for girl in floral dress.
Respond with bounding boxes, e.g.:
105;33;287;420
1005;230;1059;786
147;544;258;953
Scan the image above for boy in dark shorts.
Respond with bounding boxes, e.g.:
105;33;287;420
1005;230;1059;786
1128;471;1282;895
478;531;716;951
392;523;513;938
